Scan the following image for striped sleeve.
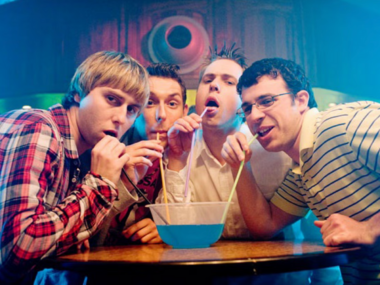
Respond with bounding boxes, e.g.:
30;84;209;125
270;170;309;217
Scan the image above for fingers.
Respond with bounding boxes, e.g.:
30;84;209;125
170;115;202;134
222;132;249;167
91;136;131;184
125;140;163;154
76;239;90;251
314;220;325;228
124;140;163;167
122;218;161;244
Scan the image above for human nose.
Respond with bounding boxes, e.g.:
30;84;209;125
209;80;220;92
156;102;167;122
247;105;265;123
113;106;127;125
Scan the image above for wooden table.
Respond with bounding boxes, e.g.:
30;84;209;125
39;240;366;284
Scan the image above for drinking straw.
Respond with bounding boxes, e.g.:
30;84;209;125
121;168;169;225
158;133;171;224
184;107;208;197
221;133;259;223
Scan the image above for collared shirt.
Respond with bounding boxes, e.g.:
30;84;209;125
161;124;292;239
271;101;380;284
0;104;118;283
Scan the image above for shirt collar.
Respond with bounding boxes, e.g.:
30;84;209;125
290;107;319;174
48;104;79;160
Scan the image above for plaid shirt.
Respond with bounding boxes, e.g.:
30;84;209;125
0;104;118;283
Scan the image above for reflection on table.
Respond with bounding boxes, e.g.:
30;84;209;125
39;240;366;284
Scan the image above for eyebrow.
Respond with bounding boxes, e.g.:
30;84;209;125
203;73;237;80
221;74;238;81
149;92;182;99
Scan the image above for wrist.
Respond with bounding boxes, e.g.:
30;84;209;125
167;150;188;172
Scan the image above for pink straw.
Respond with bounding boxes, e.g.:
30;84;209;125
184;107;208;197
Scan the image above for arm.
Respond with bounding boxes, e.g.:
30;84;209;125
166;113;202;172
0;124;128;282
314;102;380;247
154;114;202;203
315;213;380;247
222;132;300;240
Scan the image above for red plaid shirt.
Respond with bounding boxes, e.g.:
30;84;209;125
0;104;118;282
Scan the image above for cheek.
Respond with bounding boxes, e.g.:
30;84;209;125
142;110;156;127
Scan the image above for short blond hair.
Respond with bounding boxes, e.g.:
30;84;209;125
62;51;149;109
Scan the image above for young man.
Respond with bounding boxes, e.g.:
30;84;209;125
0;51;160;283
222;57;380;284
91;63;189;246
161;44;292;239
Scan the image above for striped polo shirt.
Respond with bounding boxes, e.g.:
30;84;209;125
271;101;380;284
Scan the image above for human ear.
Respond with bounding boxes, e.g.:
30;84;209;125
295;90;309;113
74;93;81;103
183;104;189;116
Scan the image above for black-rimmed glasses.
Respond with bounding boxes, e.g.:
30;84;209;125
236;92;293;118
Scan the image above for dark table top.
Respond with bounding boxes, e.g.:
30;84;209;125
39;240;366;282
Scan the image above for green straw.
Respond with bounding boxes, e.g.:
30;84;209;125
221;134;258;223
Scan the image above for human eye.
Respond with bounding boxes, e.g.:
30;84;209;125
168;100;179;108
226;78;237;85
202;76;213;84
258;96;273;107
127;105;140;117
243;104;252;115
146;99;154;107
106;95;120;105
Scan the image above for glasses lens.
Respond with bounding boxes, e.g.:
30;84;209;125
257;96;274;108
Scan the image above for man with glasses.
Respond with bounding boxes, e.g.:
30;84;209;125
222;57;380;284
159;45;328;284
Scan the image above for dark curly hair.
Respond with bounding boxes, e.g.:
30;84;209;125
237;58;317;108
146;63;186;104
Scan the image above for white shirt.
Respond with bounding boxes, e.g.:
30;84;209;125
159;124;292;239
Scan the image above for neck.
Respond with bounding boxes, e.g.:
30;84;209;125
285;109;309;165
66;106;88;155
286;137;301;164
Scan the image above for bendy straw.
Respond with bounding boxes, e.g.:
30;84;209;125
184;107;208;197
157;133;171;224
121;168;169;225
221;133;258;223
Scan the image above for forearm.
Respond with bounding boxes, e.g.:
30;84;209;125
364;212;380;246
234;164;297;240
0;173;117;281
167;150;189;172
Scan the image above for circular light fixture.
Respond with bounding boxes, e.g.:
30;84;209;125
148;16;210;74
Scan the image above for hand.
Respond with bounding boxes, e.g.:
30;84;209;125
121;140;163;188
314;213;377;247
221;132;252;168
167;114;202;158
76;239;90;251
122;218;162;244
91;136;130;185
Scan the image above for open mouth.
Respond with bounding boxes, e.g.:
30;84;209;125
205;97;219;110
257;127;273;137
104;130;117;138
